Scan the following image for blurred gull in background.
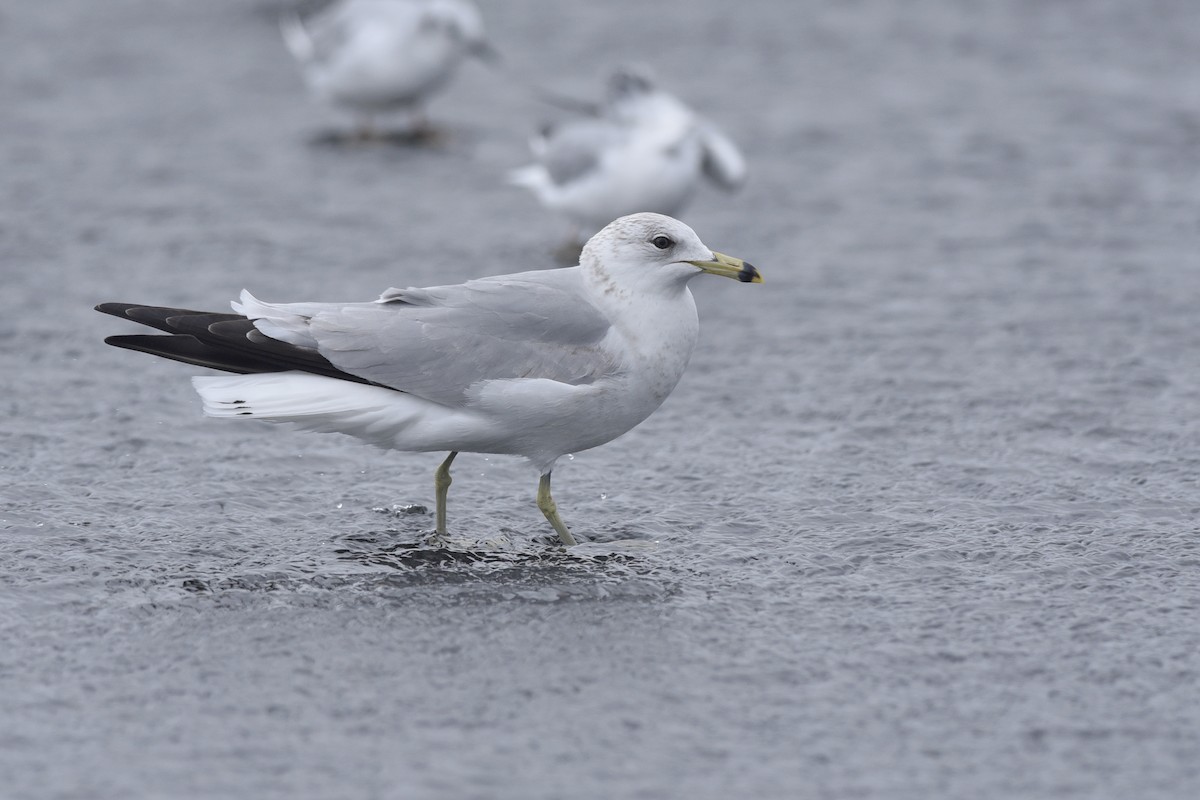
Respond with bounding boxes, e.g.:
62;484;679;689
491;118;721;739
95;214;762;547
281;0;493;138
510;67;747;254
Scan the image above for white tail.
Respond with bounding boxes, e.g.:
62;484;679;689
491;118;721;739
192;372;429;448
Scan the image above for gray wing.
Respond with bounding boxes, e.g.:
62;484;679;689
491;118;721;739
537;119;627;186
698;120;747;190
301;268;616;406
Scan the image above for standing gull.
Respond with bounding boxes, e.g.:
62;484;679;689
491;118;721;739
281;0;492;138
95;214;761;546
510;68;747;249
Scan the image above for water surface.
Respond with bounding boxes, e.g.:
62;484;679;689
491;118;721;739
2;1;1199;797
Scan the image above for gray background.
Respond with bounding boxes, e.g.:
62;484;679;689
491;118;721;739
3;0;1199;798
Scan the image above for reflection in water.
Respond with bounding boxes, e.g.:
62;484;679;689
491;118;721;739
333;525;659;580
166;524;673;603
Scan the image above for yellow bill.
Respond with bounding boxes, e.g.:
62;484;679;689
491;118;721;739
687;251;763;283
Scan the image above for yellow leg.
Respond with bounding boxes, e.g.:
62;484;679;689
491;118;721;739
434;451;458;536
536;472;578;546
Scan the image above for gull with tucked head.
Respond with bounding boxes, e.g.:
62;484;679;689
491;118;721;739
96;214;762;546
281;0;493;138
510;67;747;251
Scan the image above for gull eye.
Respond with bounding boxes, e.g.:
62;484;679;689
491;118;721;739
652;235;673;250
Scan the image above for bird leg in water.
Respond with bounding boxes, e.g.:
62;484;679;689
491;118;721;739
434;451;458;536
537;472;578;546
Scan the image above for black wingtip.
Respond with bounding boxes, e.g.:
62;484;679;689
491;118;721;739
97;304;377;385
95;302;136;317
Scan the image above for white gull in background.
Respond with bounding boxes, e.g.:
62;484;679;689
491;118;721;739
96;214;762;546
281;0;492;137
510;68;747;248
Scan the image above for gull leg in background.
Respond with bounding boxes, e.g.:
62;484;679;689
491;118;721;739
537;471;577;546
434;451;458;536
355;113;377;141
410;110;436;141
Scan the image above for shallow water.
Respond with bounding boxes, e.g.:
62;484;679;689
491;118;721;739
3;0;1200;798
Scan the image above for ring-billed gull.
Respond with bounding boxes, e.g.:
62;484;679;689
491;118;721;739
510;68;747;247
95;213;761;546
281;0;493;138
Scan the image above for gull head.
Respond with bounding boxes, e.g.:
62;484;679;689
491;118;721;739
607;65;657;102
604;65;698;144
425;0;493;59
581;213;762;295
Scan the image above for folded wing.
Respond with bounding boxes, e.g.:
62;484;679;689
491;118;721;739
99;267;615;409
245;268;614;406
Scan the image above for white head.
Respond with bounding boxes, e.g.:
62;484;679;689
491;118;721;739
603;66;697;148
581;213;761;297
605;66;674;113
422;0;490;55
606;65;658;105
